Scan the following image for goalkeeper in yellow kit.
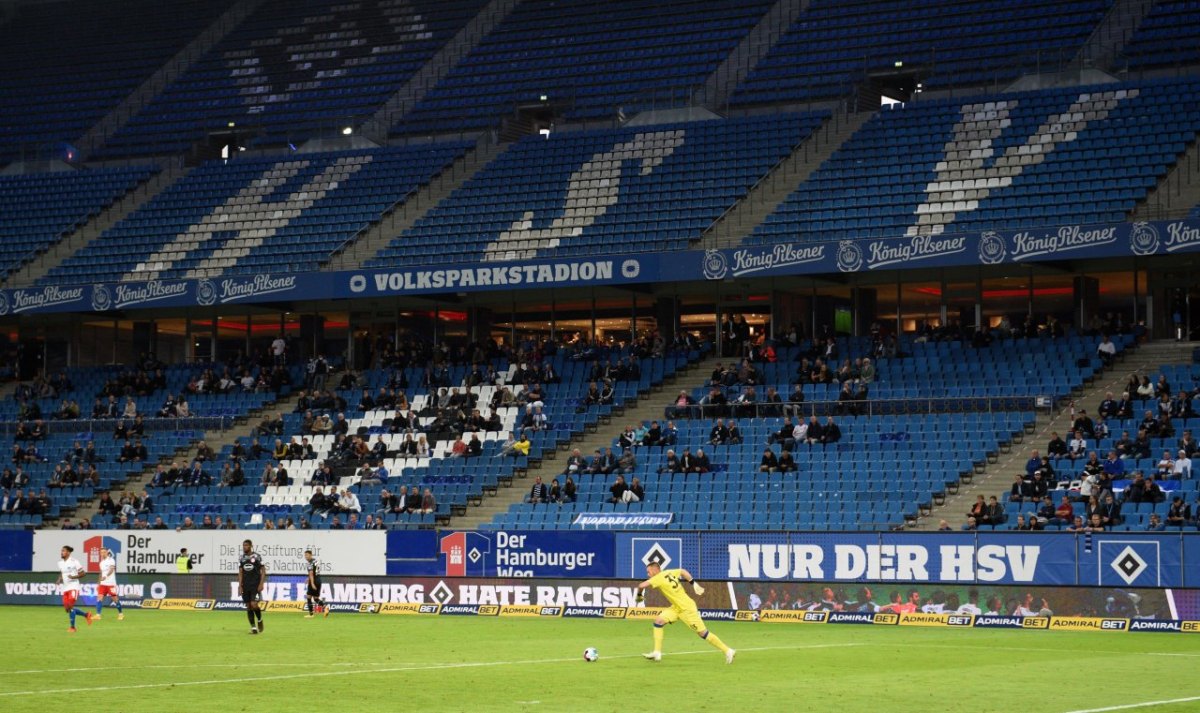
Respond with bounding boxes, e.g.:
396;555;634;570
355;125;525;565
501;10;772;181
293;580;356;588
635;562;735;663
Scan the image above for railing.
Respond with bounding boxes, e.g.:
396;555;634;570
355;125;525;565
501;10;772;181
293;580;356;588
662;395;1044;422
0;416;233;438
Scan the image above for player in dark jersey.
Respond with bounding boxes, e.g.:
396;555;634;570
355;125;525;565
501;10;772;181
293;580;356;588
238;539;266;634
303;549;329;618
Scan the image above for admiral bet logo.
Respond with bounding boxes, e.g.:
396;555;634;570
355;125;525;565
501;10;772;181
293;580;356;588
82;535;121;574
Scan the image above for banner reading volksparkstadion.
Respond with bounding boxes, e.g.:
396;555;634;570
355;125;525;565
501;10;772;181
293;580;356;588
33;530;386;576
2;218;1199;316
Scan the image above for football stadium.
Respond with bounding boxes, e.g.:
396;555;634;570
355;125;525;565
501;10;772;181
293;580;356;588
2;0;1200;710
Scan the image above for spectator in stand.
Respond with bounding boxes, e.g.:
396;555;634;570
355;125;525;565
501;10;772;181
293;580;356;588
778;450;797;474
769;417;796;451
1072;410;1096;440
626;477;644;504
668;390;696;420
1179;430;1199;458
820;417;842;445
563;477;577;504
376;488;399;515
642;421;662;447
337;489;361;515
1066;430;1087;461
1166;496;1192;527
420;489;436;514
466;434;483;458
1097;493;1122;527
708;419;728;446
617;447;637;475
405;484;424;513
528;476;549;505
1131;429;1152;460
1054;496;1074;526
1146;513;1166;531
1009;474;1028;503
725;420;744;445
658;449;681;474
1173;450;1192;479
662;421;679;446
1096;335;1117;366
1047;432;1068;459
607;475;628;504
759;448;778;473
548;478;563;505
961;516;978;531
692;448;712;474
966;495;986;523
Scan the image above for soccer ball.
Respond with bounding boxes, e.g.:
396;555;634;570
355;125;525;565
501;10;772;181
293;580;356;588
583;647;599;662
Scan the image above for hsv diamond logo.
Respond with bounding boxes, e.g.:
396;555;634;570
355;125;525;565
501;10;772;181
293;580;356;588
440;532;492;577
429;581;455;605
82;535;122;574
629;537;682;577
1110;546;1148;586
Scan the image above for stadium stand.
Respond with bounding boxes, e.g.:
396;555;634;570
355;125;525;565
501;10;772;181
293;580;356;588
93;0;488;158
727;0;1112;106
366;113;827;266
1121;0;1200;69
743;78;1200;246
141;345;702;530
0;0;236;161
487;411;1032;531
484;334;1132;531
40;143;472;285
996;362;1200;532
0;166;158;280
390;0;777;136
0;359;298;530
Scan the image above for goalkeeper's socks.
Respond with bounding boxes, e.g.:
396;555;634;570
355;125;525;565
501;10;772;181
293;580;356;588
652;625;664;653
703;632;731;654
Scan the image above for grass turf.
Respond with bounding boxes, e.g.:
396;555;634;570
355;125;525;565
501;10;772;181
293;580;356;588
2;607;1198;712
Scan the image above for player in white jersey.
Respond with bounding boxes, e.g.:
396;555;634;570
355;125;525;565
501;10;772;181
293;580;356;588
56;546;93;632
94;547;124;621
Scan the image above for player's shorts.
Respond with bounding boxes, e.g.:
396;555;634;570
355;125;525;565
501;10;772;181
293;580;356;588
306;584;321;598
62;590;78;608
97;585;118;598
242;587;263;604
658;606;706;633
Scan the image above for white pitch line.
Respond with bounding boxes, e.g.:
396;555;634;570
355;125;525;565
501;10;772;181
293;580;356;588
1063;696;1200;713
884;642;1200;658
0;643;858;697
0;662;364;676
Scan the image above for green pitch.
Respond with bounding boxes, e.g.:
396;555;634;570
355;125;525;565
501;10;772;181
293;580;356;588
2;607;1198;713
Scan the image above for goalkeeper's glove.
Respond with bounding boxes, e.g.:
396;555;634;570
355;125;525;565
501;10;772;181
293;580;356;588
692;582;705;596
635;590;645;605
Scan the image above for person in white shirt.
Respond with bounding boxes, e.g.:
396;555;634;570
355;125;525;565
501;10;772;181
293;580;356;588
792;420;808;444
271;336;287;365
57;546;92;632
338;489;361;514
1173;450;1192;479
955;589;984;616
1067;430;1087;460
94;547;124;621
